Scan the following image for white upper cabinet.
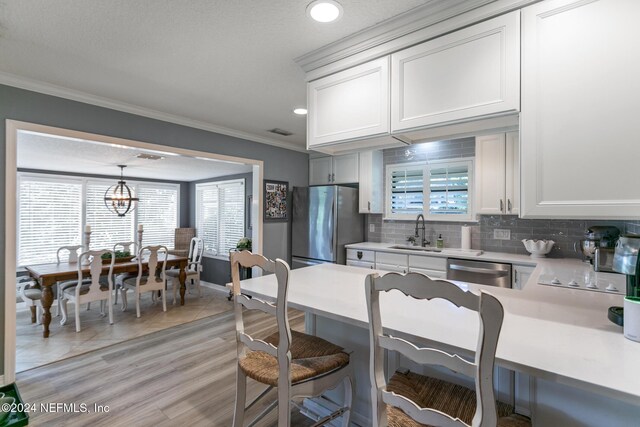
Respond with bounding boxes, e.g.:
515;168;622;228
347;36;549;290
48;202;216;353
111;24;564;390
521;0;640;218
309;154;359;185
391;11;520;132
475;132;519;215
358;150;383;214
307;57;391;149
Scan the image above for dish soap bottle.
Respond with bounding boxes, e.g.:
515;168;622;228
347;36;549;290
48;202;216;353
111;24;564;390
436;234;444;249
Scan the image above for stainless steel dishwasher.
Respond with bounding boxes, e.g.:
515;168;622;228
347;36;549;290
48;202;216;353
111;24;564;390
446;258;512;288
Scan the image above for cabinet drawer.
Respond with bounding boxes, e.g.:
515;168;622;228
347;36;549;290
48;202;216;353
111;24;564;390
409;267;446;279
376;262;407;274
347;260;375;270
408;255;447;271
376;252;408;266
346;249;375;263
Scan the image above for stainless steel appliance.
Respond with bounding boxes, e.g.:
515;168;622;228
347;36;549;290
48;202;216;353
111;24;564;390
609;234;640;337
575;226;620;264
447;258;512;288
291;186;364;269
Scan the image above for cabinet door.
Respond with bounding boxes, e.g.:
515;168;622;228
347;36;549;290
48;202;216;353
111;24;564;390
505;131;520;215
346;260;375;269
358;150;383;214
521;0;640;218
513;265;535;290
375;262;407;274
391;11;520;132
475;134;506;215
408;267;446;279
309;157;332;185
332;153;359;184
308;57;390;147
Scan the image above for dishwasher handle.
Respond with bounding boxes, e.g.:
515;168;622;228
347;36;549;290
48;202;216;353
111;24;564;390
448;264;510;276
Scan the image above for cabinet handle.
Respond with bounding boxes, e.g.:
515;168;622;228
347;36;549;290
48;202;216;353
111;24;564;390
332;173;335;182
327;173;331;183
515;270;518;283
507;199;512;213
499;199;504;213
368;201;371;211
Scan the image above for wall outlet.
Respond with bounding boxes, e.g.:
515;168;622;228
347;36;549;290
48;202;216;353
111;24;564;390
493;229;511;240
369;224;375;233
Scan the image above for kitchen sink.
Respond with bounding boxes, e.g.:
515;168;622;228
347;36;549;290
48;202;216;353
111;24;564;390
389;245;443;253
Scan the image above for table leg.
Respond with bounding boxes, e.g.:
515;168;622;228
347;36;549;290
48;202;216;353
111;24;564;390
41;285;54;338
179;263;187;306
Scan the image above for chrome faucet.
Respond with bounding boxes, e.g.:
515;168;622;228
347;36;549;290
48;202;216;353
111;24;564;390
414;214;430;247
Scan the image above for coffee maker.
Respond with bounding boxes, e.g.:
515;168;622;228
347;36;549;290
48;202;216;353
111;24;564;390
610;235;640;342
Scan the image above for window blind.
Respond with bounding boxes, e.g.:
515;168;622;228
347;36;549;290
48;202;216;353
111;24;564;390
18;176;83;266
389;167;424;216
137;184;179;248
196;179;245;257
428;164;470;216
86;181;134;250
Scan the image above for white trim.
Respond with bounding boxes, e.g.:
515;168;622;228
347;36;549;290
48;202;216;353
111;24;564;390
5;119;264;381
0;71;308;153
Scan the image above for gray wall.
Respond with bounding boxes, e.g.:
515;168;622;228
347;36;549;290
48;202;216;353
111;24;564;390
189;172;253;286
0;84;308;373
17;168;190;227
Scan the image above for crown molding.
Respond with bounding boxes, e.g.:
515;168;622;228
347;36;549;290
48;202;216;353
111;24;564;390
296;0;539;80
295;0;494;73
0;71;309;153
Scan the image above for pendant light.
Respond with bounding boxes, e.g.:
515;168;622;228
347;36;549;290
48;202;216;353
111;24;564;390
104;165;139;217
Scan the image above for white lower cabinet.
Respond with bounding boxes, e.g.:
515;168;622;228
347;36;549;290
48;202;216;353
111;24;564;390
375;252;408;273
512;264;535;290
346;260;375;269
408;255;447;279
408;267;446;279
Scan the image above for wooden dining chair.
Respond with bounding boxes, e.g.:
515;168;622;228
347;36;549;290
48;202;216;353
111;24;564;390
112;241;139;305
365;272;531;427
166;237;204;304
121;245;168;318
230;250;354;427
60;250;115;332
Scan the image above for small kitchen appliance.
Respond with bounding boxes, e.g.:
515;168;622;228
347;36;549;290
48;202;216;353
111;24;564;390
610;234;640;341
575;226;620;266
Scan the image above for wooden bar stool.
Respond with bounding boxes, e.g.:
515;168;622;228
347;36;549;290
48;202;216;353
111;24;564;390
365;271;531;427
230;250;354;427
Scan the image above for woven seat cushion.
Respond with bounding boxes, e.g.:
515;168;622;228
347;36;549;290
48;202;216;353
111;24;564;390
62;283;109;297
238;330;350;387
123;276;159;287
23;288;43;301
59;278;101;293
386;372;530;427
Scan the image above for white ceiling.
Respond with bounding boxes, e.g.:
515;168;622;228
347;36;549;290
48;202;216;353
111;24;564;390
0;0;429;151
17;131;252;182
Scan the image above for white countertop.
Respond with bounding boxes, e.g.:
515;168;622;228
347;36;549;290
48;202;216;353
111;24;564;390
345;241;537;265
239;263;640;405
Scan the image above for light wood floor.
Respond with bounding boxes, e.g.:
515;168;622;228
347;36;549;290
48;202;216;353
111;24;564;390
16;283;233;372
17;307;313;426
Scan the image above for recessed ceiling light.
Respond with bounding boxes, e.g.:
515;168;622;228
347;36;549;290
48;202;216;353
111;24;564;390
293;108;308;115
307;0;343;23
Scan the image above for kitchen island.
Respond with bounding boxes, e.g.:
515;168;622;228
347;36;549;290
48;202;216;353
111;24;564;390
238;262;640;426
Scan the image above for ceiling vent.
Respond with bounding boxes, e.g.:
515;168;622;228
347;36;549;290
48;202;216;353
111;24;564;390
268;128;293;136
136;153;165;160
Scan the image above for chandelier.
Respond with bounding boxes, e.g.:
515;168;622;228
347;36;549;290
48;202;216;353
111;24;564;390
104;165;139;217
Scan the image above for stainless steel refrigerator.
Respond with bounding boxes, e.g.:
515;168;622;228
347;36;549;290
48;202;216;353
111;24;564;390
292;186;364;269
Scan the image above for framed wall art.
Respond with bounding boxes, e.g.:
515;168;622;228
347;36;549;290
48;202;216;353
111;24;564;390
263;180;288;222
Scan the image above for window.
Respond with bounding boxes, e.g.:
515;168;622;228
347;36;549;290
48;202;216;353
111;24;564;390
18;175;83;265
196;179;245;258
386;158;474;221
17;173;180;266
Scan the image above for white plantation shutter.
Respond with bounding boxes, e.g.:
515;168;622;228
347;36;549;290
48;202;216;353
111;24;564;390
18;176;82;265
86;181;135;250
427;161;472;218
388;165;424;218
137;184;179;247
196;179;245;257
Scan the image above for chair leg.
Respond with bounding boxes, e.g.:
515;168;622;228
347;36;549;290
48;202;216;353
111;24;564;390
29;306;36;324
75;302;81;332
114;284;119;305
36;305;43;325
108;294;113;325
196;276;201;298
162;288;167;312
121;288;127;311
233;366;247;427
60;298;69;326
342;371;355;427
136;290;141;318
99;300;105;317
172;278;178;305
86;302;91;311
277;376;291;427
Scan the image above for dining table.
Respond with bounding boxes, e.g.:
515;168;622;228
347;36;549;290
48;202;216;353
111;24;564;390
25;254;189;338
